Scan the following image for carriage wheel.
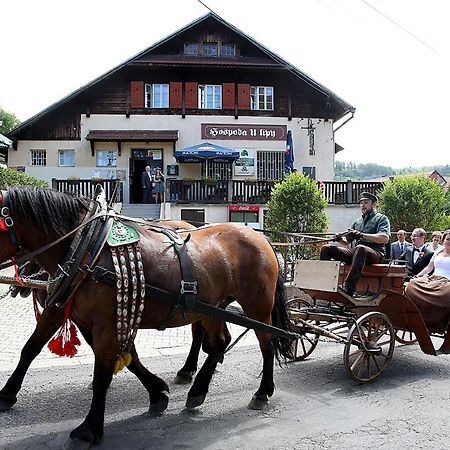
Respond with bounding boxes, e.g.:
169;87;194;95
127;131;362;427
343;312;395;383
286;298;320;361
394;329;418;345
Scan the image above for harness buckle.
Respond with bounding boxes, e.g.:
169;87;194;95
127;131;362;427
1;207;10;218
4;216;13;227
180;280;197;295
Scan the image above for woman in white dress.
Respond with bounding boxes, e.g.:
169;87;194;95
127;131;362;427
405;229;450;354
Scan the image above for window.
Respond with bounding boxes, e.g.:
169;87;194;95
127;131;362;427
221;43;236;57
251;86;274;111
303;166;316;180
96;150;117;167
202;161;232;180
30;149;46;166
198;84;222;109
181;209;205;226
230;211;259;224
203;42;218;57
184;42;199;56
58;149;74;167
256;151;284;180
145;84;169;108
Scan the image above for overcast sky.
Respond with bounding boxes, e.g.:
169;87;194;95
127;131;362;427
1;0;449;168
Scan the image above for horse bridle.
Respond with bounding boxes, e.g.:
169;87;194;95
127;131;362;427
0;190;20;248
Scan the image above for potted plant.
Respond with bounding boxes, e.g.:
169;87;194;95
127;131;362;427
202;176;217;185
181;176;196;185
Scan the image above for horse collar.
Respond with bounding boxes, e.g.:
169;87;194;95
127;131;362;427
0;190;19;248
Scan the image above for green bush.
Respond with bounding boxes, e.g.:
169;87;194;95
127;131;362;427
378;175;446;231
0;167;48;189
266;173;328;273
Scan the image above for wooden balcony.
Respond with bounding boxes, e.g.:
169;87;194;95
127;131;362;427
166;179;383;205
51;178;123;203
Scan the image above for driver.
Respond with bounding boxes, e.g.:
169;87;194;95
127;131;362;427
320;192;390;297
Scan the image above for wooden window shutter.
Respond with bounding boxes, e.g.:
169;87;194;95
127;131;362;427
170;82;183;108
237;83;250;110
185;82;198;108
130;81;144;108
222;83;235;109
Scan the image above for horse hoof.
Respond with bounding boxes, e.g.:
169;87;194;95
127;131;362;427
62;437;92;450
185;395;205;409
173;373;193;385
248;395;268;411
149;394;169;415
0;395;17;412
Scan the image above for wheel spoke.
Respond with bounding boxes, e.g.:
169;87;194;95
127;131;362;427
370;354;382;372
350;350;365;372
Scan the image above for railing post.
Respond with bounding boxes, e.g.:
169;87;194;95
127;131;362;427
51;178;57;190
346;179;353;204
227;180;233;202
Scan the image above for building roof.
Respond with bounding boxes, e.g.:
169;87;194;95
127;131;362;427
0;133;12;148
85;130;179;142
8;12;355;139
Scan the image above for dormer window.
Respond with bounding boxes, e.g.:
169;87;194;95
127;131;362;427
184;43;199;56
222;44;235;57
203;42;218;57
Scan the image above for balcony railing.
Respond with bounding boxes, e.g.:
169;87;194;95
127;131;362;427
166;179;383;205
51;178;123;203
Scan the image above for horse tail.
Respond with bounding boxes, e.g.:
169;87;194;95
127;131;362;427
271;272;294;363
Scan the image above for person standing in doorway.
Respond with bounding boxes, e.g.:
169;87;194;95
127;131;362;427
153;167;165;203
141;165;153;203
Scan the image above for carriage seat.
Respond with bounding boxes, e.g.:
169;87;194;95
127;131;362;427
352;263;406;278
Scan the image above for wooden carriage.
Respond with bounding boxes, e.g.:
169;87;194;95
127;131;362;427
287;260;443;382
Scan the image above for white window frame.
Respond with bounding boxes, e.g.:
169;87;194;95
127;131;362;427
145;83;169;108
203;42;218;57
251;86;274;111
256;150;284;180
184;42;199;56
30;149;46;166
96;150;117;167
221;43;236;57
198;84;222;109
58;149;75;167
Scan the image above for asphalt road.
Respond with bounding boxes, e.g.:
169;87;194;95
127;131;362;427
1;338;450;449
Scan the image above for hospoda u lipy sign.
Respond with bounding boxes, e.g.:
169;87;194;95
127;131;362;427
201;123;287;141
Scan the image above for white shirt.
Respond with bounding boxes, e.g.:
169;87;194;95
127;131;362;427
413;245;425;263
431;251;450;280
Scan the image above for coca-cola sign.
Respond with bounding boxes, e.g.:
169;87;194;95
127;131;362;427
201;123;287;141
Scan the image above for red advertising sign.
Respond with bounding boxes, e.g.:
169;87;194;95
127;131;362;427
202;123;287;141
229;205;260;212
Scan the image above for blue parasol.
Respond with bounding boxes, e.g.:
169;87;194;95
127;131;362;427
284;130;294;174
175;142;240;176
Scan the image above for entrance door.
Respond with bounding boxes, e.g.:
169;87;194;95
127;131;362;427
129;149;163;204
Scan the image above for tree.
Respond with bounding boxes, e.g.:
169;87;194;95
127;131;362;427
377;175;448;232
0;107;21;135
0;167;47;189
266;173;328;268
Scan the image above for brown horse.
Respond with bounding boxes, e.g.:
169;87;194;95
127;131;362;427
0;187;292;449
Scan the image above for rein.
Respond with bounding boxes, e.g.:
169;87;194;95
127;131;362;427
0;211;108;271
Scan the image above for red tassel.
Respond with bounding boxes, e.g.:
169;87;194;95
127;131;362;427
48;335;65;356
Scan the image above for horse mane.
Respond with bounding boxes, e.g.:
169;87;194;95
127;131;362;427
7;187;89;236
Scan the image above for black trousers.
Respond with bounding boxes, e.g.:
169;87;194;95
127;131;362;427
142;188;152;204
320;244;383;292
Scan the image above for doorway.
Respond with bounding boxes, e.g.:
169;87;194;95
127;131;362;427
129;149;163;203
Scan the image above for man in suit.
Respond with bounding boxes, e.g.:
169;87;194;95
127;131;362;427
141;165;153;204
397;227;433;277
390;229;412;260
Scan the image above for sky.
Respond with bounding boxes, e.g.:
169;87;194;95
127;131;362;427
1;0;449;169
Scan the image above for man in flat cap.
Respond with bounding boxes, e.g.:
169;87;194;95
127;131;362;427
320;191;390;297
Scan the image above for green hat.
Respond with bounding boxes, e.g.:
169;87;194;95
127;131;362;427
359;192;378;202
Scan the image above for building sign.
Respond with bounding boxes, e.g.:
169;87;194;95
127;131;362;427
229;205;260;212
234;149;255;176
202;123;287;141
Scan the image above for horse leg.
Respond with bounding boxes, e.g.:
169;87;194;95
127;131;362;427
185;320;231;409
76;324;169;413
174;321;205;384
0;306;64;412
248;330;275;410
65;330;116;449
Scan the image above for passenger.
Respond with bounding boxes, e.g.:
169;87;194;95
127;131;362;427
405;229;450;354
390;229;412;260
425;231;444;253
397;228;433;278
320;192;390;297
